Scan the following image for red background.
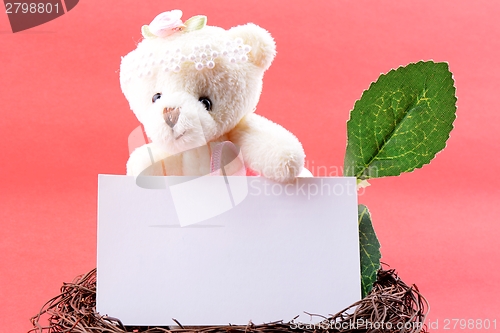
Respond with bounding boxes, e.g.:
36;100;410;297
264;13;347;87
1;1;499;332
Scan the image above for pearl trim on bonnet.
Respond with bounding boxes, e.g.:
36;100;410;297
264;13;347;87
126;37;252;80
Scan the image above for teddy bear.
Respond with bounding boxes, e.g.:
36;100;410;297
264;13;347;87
120;10;306;182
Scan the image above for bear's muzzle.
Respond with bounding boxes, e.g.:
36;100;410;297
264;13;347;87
163;107;181;128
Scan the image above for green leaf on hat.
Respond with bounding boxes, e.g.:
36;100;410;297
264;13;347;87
141;25;157;39
184;15;207;32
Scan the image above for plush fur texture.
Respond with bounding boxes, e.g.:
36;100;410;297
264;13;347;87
120;19;305;182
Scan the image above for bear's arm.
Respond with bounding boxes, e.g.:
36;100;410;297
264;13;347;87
126;143;183;176
228;113;305;182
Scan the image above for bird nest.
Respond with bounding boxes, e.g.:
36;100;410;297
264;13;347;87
29;268;428;333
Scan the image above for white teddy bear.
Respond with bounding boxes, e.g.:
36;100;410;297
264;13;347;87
120;10;306;182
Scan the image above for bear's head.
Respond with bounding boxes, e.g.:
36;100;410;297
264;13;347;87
120;10;276;155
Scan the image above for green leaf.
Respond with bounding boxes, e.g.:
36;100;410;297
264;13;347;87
358;204;381;297
344;61;457;179
141;25;157;39
184;15;207;32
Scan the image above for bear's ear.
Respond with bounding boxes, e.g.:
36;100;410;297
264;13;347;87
228;23;276;70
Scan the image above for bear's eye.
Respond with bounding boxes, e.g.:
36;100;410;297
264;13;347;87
199;97;212;111
152;93;162;103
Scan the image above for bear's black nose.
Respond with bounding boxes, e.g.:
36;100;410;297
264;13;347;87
163;107;180;128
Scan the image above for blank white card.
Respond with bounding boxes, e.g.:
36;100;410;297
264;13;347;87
97;175;360;326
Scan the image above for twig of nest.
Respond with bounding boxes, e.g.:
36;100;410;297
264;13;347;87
29;268;429;333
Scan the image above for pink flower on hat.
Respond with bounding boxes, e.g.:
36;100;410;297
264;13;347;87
148;10;185;37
